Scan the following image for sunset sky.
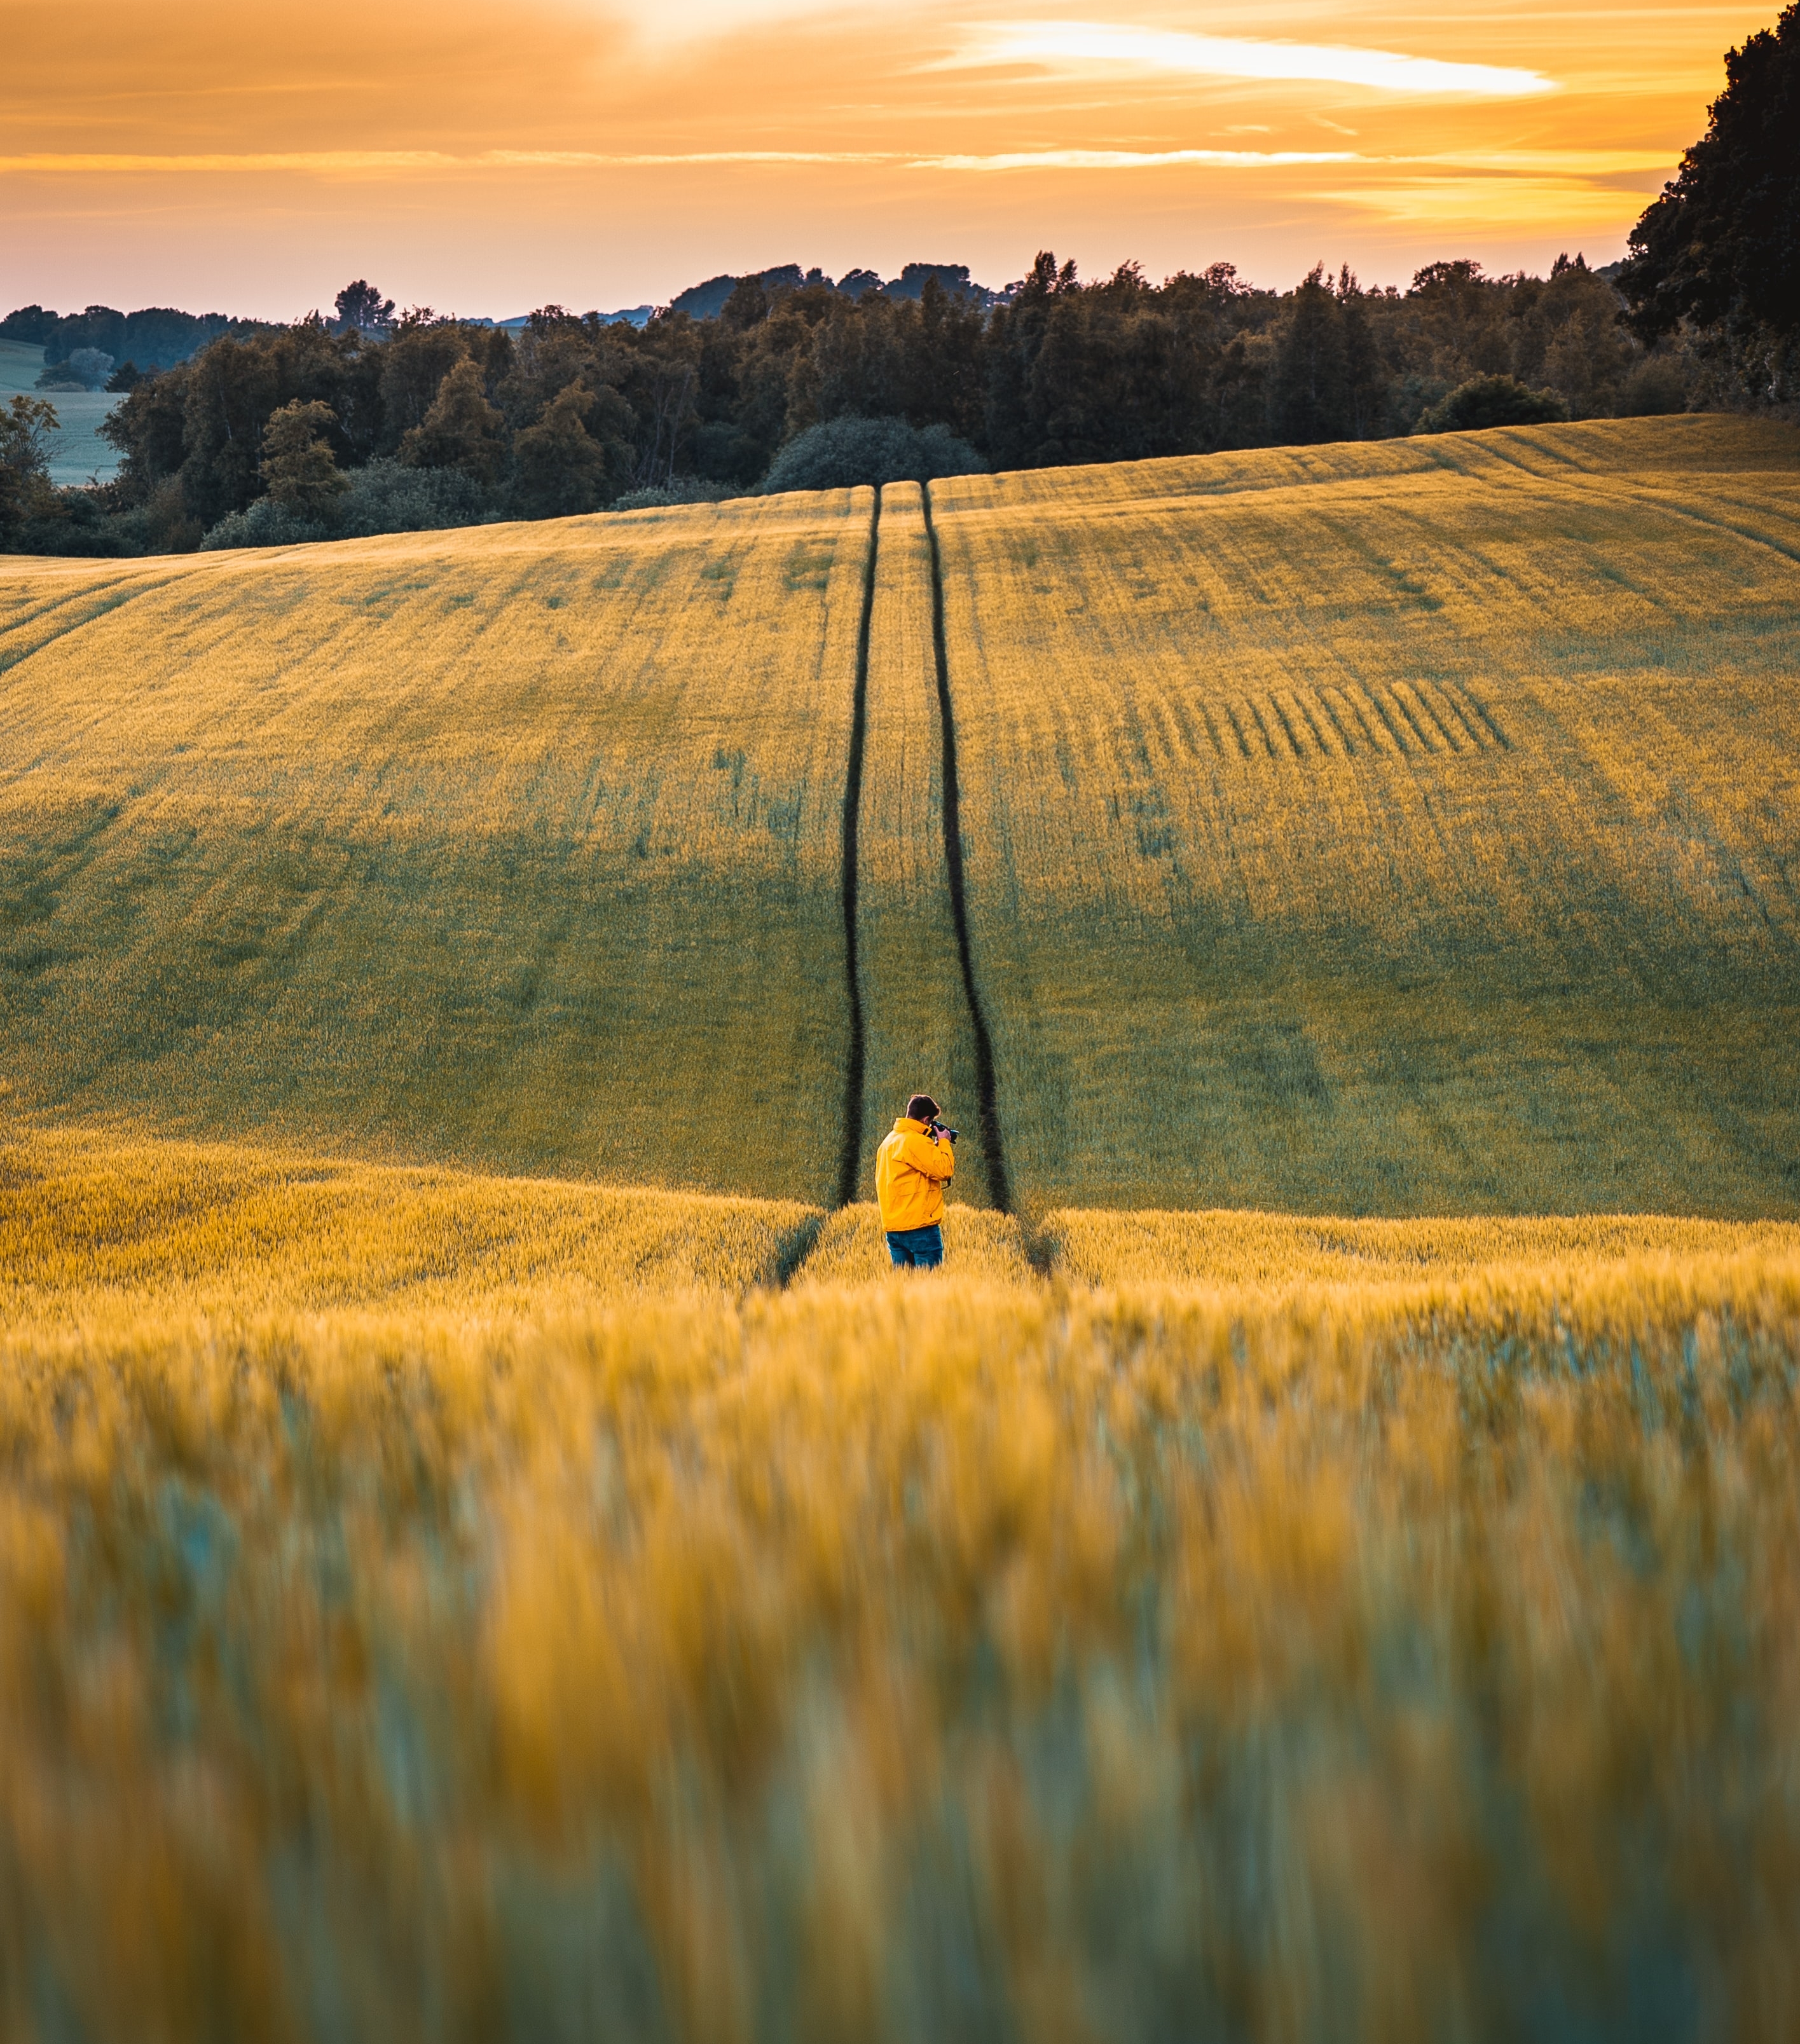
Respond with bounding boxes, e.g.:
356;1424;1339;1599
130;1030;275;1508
3;2;1769;319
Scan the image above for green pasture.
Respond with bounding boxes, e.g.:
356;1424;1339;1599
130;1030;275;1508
0;339;124;486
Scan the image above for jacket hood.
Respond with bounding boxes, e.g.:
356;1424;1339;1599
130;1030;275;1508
894;1117;930;1134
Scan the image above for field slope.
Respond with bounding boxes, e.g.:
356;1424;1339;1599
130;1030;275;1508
933;415;1800;1214
0;492;871;1201
2;416;1796;1216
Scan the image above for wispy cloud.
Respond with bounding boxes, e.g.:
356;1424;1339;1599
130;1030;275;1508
602;0;858;45
0;151;888;172
0;147;1357;174
1317;178;1654;227
917;148;1356;170
1419;149;1674;174
938;22;1558;98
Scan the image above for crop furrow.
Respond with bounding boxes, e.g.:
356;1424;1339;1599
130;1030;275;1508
921;486;1013;1216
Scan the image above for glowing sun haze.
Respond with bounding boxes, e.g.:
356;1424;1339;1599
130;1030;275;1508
0;1;1763;317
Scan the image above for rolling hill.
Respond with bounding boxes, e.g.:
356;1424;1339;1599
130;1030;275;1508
936;415;1800;1214
0;491;867;1201
3;414;1797;1216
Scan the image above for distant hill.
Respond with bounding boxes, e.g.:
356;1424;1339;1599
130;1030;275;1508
0;303;278;373
491;262;1004;327
1;262;1005;366
665;262;1001;320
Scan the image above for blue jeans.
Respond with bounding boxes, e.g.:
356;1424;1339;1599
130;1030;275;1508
886;1223;944;1269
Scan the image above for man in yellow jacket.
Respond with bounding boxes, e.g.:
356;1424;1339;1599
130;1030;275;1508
875;1093;956;1268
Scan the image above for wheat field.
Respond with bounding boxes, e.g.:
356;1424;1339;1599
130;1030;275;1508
4;417;1800;2037
1;1126;1797;2041
933;415;1800;1215
0;490;871;1202
0;1121;820;1323
5;418;1796;1213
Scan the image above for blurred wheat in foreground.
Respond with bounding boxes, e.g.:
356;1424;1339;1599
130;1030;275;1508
1;1135;1796;2041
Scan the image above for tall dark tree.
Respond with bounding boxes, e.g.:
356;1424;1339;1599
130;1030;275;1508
260;400;349;518
334;280;396;335
982;252;1082;467
511;382;632;516
1270;266;1354;442
99;365;190;493
1619;6;1799;343
377;322;470;448
399;360;507;483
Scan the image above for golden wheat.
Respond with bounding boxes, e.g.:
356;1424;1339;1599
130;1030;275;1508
7;422;1797;1216
1046;1202;1800;1288
931;416;1800;1215
0;1119;821;1324
0;490;874;1200
1;1125;1797;2035
1;1238;1796;2039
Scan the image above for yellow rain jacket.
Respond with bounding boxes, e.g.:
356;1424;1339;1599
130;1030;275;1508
875;1117;956;1231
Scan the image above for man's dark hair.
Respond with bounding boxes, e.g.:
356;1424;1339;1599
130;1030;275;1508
906;1094;940;1122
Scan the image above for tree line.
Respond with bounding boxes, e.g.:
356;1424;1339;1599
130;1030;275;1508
0;254;1682;557
0;304;280;381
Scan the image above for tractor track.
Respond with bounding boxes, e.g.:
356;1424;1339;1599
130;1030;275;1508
834;488;881;1210
922;484;1013;1217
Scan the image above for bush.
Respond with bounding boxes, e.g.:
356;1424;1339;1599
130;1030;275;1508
1414;376;1570;433
760;415;987;495
65;348;116;391
611;478;741;511
33;364;88;392
336;459;491;536
200;498;329;551
7;493;143;556
116;477;206;554
201;462;492;550
10;516;139;557
1616;357;1689;417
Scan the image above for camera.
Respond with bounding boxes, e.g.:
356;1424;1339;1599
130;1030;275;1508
930;1120;959;1144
